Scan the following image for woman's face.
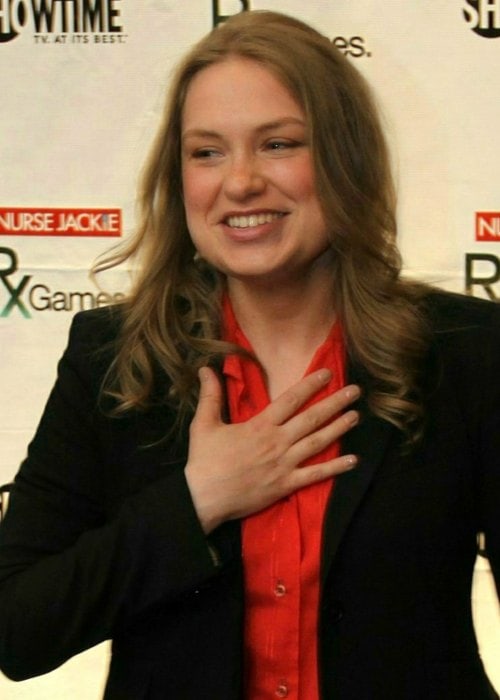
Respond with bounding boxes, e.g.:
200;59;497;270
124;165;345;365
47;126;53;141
181;57;330;287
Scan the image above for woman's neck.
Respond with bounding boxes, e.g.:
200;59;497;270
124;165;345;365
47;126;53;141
226;273;337;398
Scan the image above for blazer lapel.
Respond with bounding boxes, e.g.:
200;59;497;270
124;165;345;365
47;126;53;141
320;362;397;584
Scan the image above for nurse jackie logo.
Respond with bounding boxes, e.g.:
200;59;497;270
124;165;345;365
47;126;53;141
0;207;122;237
213;1;371;57
0;247;124;318
467;212;500;300
0;0;126;44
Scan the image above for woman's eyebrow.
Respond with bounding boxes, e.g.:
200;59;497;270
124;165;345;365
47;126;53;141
182;117;306;141
255;117;306;134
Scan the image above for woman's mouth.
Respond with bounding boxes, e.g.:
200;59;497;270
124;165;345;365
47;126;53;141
224;212;285;229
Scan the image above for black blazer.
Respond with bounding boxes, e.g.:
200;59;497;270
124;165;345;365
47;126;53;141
0;291;499;699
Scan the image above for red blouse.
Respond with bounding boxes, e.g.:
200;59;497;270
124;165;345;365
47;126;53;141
222;297;345;700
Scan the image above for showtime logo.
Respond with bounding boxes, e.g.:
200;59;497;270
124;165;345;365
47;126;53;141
0;0;124;43
476;212;500;241
463;0;500;37
0;208;122;237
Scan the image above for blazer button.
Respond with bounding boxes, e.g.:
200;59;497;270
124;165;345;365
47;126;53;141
323;600;344;623
275;681;289;697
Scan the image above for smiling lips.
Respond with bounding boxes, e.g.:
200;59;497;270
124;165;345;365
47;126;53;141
225;211;285;229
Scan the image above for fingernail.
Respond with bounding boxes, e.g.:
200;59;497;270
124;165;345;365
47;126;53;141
344;454;358;468
344;385;361;400
199;367;209;382
317;369;332;383
344;410;359;426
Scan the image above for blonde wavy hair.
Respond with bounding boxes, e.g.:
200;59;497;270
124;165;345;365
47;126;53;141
96;10;430;441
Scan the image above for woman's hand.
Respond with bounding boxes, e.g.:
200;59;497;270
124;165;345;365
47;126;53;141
184;366;360;533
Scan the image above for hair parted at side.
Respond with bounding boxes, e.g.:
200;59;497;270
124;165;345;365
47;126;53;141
95;9;430;442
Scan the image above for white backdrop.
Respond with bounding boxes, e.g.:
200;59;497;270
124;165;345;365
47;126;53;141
0;1;499;696
1;0;500;483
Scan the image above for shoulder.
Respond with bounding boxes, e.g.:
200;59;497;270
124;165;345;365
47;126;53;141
424;289;500;333
423;291;500;359
68;303;124;349
422;290;500;395
58;304;126;395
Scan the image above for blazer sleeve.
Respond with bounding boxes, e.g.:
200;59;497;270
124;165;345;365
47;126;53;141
0;310;219;681
476;302;500;596
435;294;500;598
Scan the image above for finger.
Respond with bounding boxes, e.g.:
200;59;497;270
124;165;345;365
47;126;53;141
287;409;359;465
288;453;358;492
284;384;361;443
263;369;334;425
192;366;223;427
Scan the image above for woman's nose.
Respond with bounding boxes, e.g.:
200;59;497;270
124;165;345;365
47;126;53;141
223;155;266;200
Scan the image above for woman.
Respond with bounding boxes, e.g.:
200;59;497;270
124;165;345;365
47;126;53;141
0;10;499;700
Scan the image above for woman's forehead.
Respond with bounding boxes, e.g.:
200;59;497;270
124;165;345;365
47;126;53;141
181;58;306;133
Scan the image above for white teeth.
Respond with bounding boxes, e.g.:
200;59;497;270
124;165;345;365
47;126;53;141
226;212;284;228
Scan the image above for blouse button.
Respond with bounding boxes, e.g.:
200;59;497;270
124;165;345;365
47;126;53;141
275;681;289;697
274;580;287;597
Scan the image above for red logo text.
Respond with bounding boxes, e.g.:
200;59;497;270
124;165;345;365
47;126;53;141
476;212;500;242
0;208;122;237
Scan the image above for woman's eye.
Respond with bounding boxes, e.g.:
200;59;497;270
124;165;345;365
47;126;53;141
189;146;222;161
265;140;301;152
268;141;288;150
192;148;221;159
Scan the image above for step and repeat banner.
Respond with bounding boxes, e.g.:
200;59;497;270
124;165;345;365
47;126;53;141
1;0;499;483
